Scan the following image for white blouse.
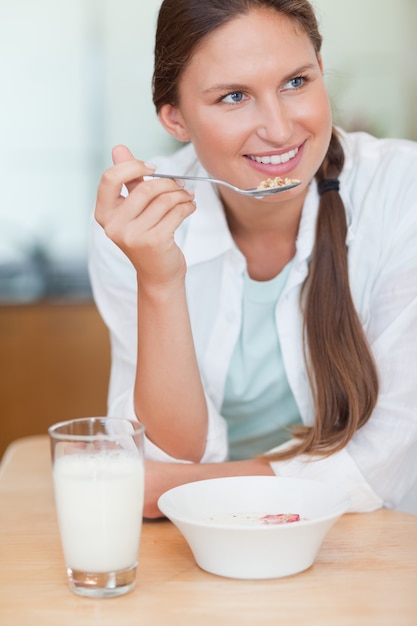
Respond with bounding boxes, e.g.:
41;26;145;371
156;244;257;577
89;129;417;513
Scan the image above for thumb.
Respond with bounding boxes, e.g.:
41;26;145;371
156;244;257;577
111;144;156;195
112;144;136;165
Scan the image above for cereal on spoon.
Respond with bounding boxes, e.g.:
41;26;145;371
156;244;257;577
257;176;301;190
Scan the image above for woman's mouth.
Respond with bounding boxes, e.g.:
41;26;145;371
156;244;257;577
244;143;304;178
247;146;299;165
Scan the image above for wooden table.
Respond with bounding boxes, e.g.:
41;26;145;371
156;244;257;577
1;437;416;626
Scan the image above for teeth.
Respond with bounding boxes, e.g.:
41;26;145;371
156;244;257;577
250;147;298;165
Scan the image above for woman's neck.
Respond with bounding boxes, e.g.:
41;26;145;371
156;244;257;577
235;230;296;281
222;194;303;281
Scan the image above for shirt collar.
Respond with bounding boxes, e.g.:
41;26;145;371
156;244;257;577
180;165;240;267
178;143;353;271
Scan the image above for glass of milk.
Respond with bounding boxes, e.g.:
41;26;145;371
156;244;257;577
48;417;145;598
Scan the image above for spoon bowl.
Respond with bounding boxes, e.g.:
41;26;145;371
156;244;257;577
150;173;301;198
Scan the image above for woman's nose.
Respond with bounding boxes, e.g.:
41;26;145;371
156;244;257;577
255;97;293;144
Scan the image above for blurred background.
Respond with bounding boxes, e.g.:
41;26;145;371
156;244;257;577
0;0;416;456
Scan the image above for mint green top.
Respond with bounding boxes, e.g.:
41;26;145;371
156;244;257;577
221;264;301;460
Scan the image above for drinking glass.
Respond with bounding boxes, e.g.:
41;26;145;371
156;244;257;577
49;417;145;598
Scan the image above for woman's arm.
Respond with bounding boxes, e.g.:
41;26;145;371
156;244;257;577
144;457;274;518
135;278;208;461
94;145;208;461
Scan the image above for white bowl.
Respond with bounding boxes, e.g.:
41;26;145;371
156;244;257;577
158;476;349;579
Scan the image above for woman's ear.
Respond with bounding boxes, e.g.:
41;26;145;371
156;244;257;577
158;104;191;142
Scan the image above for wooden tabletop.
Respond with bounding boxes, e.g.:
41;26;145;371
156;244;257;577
0;436;416;626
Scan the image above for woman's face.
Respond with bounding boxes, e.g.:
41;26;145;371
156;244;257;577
159;8;332;206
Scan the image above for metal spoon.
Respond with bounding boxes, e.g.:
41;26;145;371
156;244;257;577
149;173;301;198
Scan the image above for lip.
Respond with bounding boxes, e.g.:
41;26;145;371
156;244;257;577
244;141;305;178
246;142;302;159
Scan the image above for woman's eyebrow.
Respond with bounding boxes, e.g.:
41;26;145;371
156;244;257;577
202;82;248;95
201;63;319;95
280;62;319;83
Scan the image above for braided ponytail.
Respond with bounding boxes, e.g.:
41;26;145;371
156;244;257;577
268;129;379;460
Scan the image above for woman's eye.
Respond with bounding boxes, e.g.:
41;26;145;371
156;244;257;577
284;76;305;90
221;91;246;104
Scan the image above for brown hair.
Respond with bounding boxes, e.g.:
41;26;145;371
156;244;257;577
152;0;379;459
153;0;322;111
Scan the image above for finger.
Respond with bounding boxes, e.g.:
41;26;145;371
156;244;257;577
112;144;135;165
102;185;195;240
128;187;196;232
112;144;156;195
96;159;156;215
136;197;197;251
96;178;194;236
127;176;192;214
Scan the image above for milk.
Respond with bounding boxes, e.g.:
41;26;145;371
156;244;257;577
52;451;144;573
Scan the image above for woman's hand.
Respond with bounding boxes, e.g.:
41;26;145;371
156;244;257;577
95;144;196;290
143;460;184;519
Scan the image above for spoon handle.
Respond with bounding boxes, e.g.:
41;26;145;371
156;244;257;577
149;172;301;197
150;173;232;188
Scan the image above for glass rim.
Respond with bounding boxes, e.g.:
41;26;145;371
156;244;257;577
48;417;145;441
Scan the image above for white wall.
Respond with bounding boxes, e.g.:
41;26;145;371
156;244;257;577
313;0;417;139
99;0;178;160
0;1;93;264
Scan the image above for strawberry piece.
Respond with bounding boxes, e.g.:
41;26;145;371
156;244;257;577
258;513;300;525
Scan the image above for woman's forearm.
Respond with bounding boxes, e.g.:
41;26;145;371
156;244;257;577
144;457;274;518
134;278;208;461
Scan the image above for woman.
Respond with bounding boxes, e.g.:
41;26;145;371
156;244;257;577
90;0;417;518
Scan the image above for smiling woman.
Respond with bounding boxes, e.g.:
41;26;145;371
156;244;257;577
88;0;417;520
1;0;416;518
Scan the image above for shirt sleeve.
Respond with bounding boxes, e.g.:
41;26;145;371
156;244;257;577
267;444;383;513
88;218;229;464
269;198;417;514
